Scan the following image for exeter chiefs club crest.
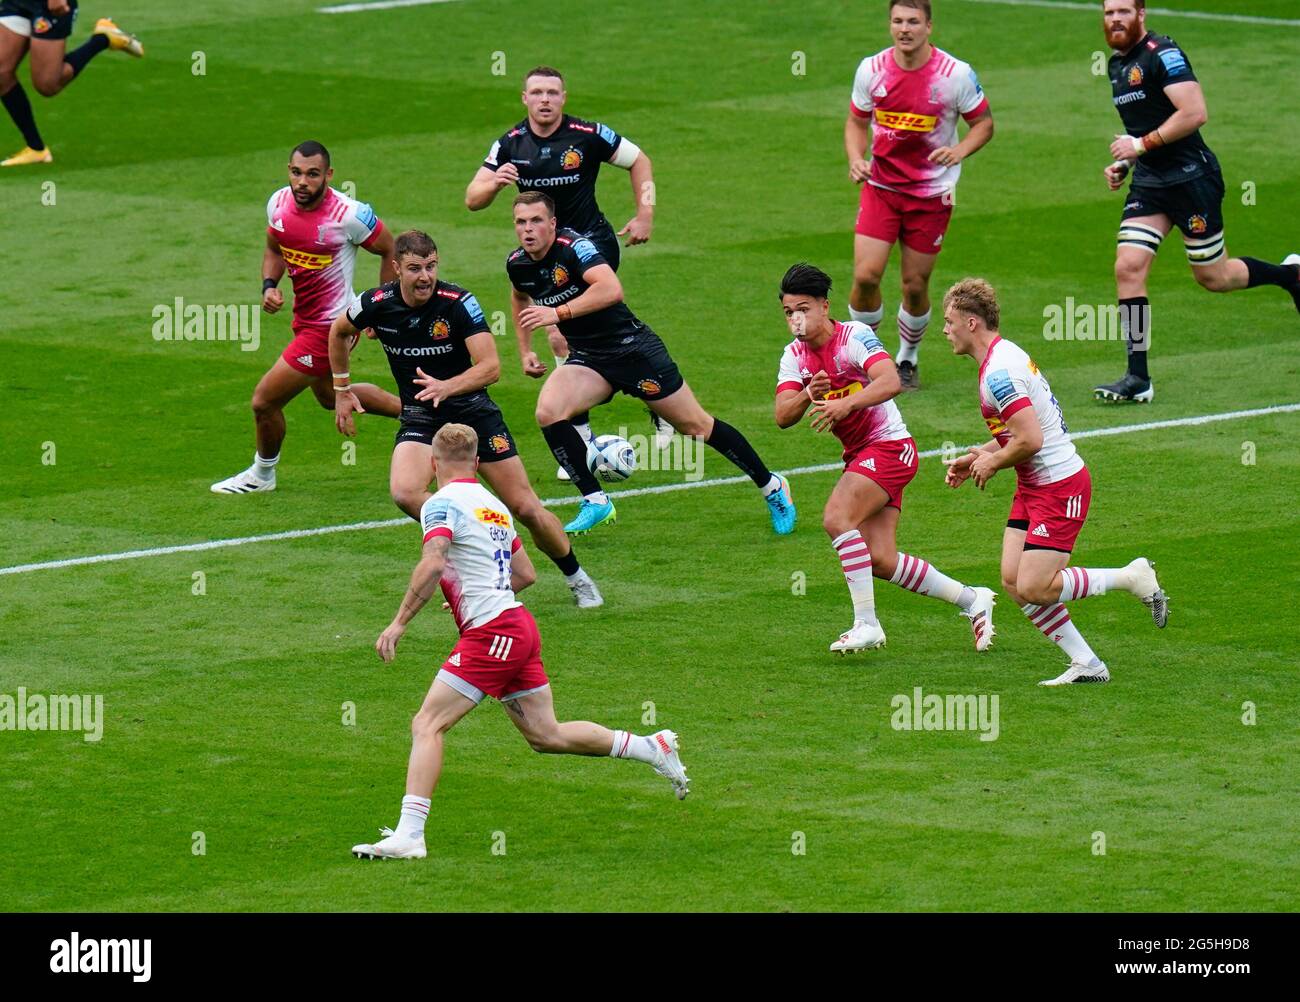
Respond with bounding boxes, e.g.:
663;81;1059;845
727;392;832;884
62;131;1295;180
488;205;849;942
1128;65;1144;87
1188;214;1208;234
637;379;662;397
33;17;52;33
552;264;570;286
487;434;511;454
561;147;583;170
431;319;451;340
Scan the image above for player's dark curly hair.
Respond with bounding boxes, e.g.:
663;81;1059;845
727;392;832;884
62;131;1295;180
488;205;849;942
779;263;833;300
290;140;330;168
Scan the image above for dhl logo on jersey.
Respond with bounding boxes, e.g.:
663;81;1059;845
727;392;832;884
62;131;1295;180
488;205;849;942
874;109;938;132
823;381;863;401
279;246;333;270
475;508;511;528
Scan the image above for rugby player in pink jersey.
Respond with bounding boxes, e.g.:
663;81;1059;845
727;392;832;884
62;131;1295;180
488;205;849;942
774;264;996;655
211;141;401;494
941;278;1169;686
844;0;994;391
351;424;688;861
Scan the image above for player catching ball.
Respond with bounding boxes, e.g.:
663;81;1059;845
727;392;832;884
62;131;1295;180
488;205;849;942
942;278;1168;686
351;424;688;861
0;4;141;166
211;141;401;494
508;191;795;536
1094;0;1300;403
329;230;604;609
774;264;995;654
844;0;994;390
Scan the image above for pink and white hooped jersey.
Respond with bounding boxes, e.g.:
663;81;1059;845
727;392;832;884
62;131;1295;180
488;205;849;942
419;479;523;634
777;320;910;460
265;186;385;332
978;336;1084;488
849;46;990;199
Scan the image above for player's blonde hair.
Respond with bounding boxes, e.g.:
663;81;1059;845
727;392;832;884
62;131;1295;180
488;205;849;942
944;278;1000;331
432;424;479;463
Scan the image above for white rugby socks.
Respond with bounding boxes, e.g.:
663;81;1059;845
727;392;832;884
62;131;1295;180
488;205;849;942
849;304;884;332
889;552;973;609
896;307;930;365
1021;603;1101;665
832;530;877;624
394;794;431;839
253;452;278;481
609;730;657;764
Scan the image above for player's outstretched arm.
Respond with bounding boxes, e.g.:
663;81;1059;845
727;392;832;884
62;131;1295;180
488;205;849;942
466;164;519;211
261;234;286;313
969;408;1043;489
328;313;366;436
844;112;872;183
617;150;655;246
376;536;449;663
510;545;537;594
413;332;501;407
363;227;397;284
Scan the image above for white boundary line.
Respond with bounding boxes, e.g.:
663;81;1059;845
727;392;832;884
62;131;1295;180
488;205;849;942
954;0;1300;27
318;0;462;13
3;402;1297;577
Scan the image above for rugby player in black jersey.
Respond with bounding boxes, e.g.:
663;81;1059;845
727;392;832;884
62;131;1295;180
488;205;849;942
328;229;603;609
1096;0;1300;403
506;192;796;536
466;65;673;475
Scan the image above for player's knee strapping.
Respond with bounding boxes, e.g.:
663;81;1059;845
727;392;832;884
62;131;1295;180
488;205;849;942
1117;222;1165;256
1184;230;1226;267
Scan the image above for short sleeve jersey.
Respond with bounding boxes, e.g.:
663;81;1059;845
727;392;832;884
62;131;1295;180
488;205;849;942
506;229;642;348
777;321;910;460
849;46;990;199
419;479;524;633
1109;32;1215;187
265;186;384;332
346;281;493;417
483;115;625;236
978;336;1084;487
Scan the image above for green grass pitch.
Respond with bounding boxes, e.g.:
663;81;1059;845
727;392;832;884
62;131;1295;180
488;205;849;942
2;0;1298;911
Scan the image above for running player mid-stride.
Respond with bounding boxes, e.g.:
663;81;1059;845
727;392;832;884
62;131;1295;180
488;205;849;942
351;424;688;861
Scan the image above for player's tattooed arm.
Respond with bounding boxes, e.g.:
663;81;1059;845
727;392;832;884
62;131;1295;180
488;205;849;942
414;332;501;406
261;233;286;313
511;287;548;378
376;536;450;663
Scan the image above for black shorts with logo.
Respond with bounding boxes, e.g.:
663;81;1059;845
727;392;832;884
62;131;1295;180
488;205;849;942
565;327;685;402
0;0;78;40
394;402;518;463
1122;166;1225;239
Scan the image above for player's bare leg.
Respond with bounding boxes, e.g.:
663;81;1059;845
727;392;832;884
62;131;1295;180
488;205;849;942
353;678;477;859
649;380;794;534
502;686;688;799
823;472;888;653
849;234;891;333
1097;213;1169;402
211;359;312;493
0;25;47;166
1187;241;1300;313
390;440;434;519
536;364;621;533
479;456;603;608
860;505;996;652
307;376;401;418
894;244;939;390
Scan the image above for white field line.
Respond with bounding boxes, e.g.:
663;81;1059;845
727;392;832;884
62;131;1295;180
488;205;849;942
2;402;1297;577
954;0;1300;27
319;0;462;13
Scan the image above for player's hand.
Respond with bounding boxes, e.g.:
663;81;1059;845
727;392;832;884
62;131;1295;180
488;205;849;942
848;158;871;183
618;214;653;246
494;163;520;188
375;622;405;663
944;451;976;488
521;352;548;378
1110;135;1141;162
519;305;559;331
928;146;964;168
334;387;365;436
1104;161;1130;192
49;0;70;13
969;448;1000;490
412;367;450;407
810;396;852;432
363;327;379;340
806;369;832;401
262;288;284;314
